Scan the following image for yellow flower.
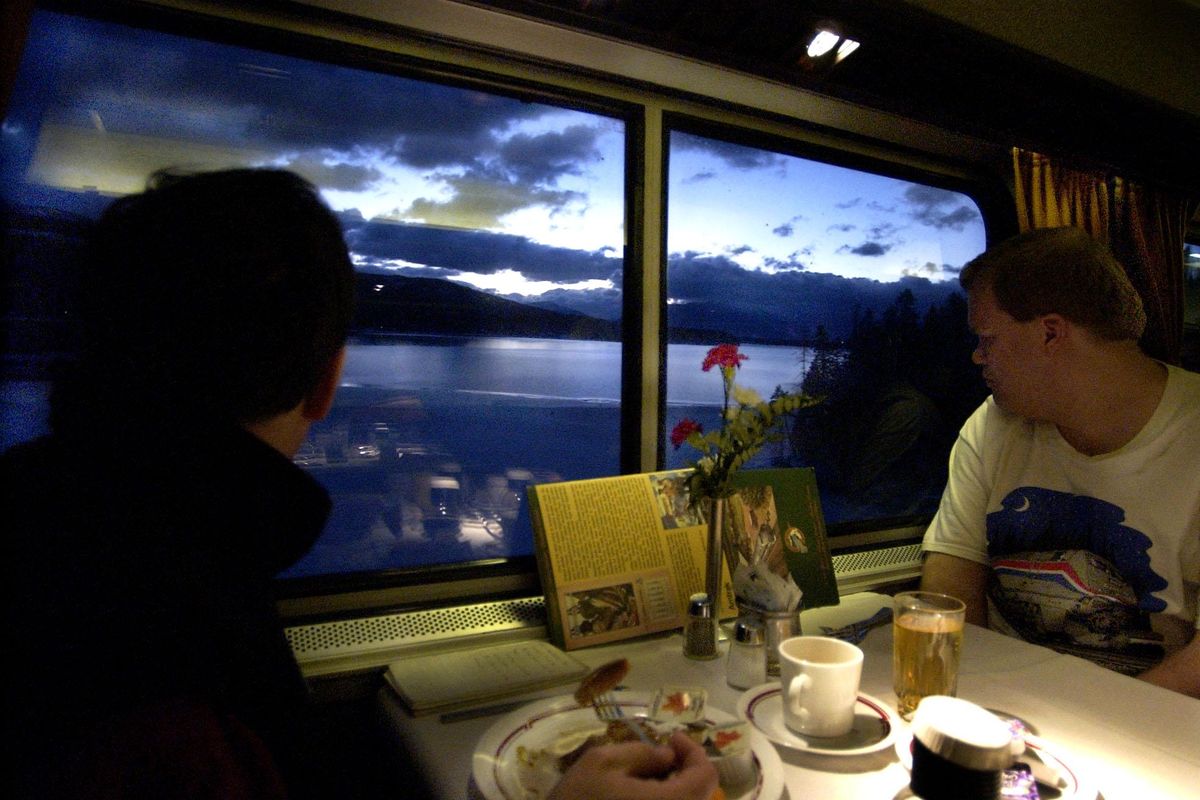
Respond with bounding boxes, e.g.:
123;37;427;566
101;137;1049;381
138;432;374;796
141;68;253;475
732;384;763;408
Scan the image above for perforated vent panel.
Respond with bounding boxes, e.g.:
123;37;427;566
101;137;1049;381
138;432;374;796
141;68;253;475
832;543;921;575
286;597;546;667
832;543;922;593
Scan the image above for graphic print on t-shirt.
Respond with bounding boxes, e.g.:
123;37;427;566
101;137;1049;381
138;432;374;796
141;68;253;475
983;487;1170;671
985;486;1167;612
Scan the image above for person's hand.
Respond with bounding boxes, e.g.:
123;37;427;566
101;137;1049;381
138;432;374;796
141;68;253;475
546;730;719;800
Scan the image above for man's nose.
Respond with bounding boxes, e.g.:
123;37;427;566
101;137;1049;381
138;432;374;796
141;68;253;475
971;345;985;365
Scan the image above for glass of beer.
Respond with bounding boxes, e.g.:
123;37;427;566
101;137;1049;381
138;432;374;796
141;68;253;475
892;591;966;720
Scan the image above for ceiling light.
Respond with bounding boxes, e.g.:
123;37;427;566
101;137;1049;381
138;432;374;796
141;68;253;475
835;39;860;62
806;30;840;58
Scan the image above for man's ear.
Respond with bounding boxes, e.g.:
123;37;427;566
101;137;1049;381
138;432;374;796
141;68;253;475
1040;313;1069;349
301;347;345;422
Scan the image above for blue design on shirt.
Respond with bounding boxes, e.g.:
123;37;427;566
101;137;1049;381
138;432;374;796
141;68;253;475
986;487;1167;612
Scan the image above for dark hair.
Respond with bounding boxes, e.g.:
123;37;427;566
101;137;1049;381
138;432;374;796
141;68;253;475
958;226;1146;341
62;168;355;424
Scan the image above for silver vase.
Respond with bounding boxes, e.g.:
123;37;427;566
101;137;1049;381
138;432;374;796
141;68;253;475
704;496;725;610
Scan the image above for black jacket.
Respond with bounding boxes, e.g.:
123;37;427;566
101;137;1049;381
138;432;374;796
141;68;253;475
3;416;330;797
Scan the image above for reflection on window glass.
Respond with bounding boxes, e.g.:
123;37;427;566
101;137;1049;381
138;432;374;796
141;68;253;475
1;11;626;576
664;130;988;527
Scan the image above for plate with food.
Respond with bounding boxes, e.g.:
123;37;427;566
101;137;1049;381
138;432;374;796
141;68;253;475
471;688;784;800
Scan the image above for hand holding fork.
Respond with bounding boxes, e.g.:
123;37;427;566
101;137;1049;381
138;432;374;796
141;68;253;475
575;658;654;745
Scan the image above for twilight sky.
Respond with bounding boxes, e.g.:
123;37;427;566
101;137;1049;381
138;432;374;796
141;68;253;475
3;10;987;321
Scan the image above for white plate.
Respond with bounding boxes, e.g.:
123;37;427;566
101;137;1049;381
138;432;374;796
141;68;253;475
737;684;897;756
471;690;784;800
894;729;1098;800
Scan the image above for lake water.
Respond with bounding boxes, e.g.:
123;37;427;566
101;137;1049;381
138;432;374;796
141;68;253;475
342;337;813;408
329;335;815;482
280;337;817;576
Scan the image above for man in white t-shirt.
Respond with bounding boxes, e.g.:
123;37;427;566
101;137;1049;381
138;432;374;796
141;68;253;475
921;226;1200;698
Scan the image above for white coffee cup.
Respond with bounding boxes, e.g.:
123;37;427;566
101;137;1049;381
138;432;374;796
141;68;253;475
779;635;863;738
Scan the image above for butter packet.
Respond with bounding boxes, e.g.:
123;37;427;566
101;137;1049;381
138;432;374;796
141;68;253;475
704;721;751;755
703;721;755;792
649;686;707;723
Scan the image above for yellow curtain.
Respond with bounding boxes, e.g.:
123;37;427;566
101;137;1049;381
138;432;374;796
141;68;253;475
1012;149;1110;240
1011;147;1196;364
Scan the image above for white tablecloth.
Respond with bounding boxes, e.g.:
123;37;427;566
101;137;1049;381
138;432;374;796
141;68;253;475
379;593;1200;800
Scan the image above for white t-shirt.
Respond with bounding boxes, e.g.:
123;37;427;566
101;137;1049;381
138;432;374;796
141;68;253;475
923;364;1200;663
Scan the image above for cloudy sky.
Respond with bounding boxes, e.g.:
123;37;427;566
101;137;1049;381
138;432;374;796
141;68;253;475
3;10;986;326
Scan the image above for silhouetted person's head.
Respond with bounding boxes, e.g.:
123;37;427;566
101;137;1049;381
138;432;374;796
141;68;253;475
55;168;355;429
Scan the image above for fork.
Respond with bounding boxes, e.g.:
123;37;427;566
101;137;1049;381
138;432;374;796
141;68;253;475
592;690;655;745
820;606;893;643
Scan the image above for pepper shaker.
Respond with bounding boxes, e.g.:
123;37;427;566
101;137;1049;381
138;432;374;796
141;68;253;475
726;617;766;688
683;592;719;660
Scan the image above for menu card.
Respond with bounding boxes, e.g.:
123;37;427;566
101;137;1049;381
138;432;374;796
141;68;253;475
385;640;589;716
528;467;837;651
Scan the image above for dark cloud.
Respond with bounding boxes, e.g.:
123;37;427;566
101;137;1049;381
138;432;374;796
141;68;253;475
17;11;611;209
763;256;807;271
355;259;462;280
771;213;810;238
902;261;942;278
839;241;891;257
682;170;718;184
867;222;899;241
497;124;602;184
20;15;533;159
276;153;383;191
344;218;617;283
903;184;980;230
672;132;785;170
829;222;901;257
728;244;755;256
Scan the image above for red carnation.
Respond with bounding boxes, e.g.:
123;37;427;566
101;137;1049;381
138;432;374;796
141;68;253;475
702;343;747;372
670;418;702;449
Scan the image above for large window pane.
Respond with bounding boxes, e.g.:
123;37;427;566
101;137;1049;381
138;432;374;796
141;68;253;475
1;11;626;577
664;129;988;528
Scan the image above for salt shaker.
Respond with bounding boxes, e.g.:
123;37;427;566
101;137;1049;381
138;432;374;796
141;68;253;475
726;617;766;688
683;592;719;660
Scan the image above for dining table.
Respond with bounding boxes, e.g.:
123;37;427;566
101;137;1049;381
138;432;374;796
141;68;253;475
378;592;1200;800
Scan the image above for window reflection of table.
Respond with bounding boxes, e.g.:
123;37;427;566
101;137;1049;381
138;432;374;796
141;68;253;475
378;593;1200;800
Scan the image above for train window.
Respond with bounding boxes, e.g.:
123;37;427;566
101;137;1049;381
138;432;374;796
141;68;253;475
1;10;627;580
662;127;989;530
1184;242;1200;372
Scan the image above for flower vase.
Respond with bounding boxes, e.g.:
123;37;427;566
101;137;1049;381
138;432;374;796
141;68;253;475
704;496;725;609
